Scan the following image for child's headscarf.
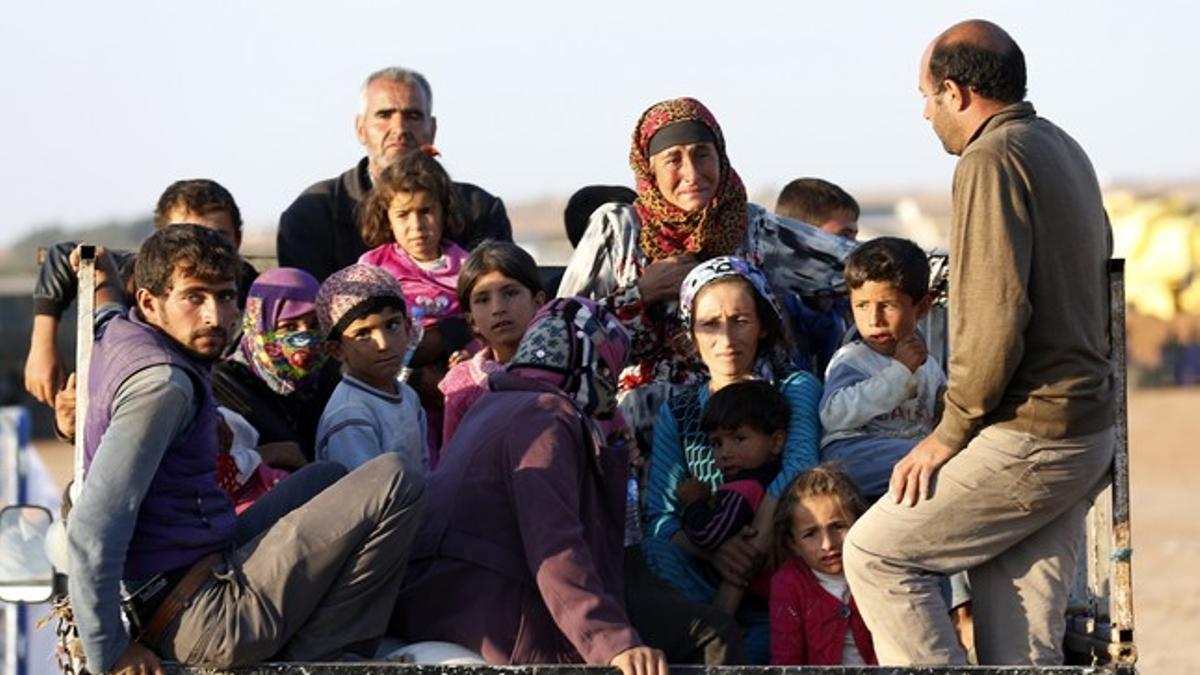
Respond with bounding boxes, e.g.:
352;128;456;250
229;267;328;396
630;97;748;262
507;297;630;420
315;264;408;338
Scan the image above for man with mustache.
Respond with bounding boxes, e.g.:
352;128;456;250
278;67;512;281
68;224;425;673
842;20;1114;666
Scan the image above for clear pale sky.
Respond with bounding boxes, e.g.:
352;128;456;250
1;1;1195;245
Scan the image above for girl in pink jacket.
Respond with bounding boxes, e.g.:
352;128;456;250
438;241;545;446
357;148;468;328
769;465;877;665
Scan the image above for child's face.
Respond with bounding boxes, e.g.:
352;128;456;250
710;424;784;480
332;306;410;391
849;280;929;358
388;190;443;262
788;495;856;575
467;270;545;360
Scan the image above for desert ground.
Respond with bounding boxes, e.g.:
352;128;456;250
1121;387;1200;673
22;385;1200;672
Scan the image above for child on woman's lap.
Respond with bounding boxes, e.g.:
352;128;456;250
675;381;789;608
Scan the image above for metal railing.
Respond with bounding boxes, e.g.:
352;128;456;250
1063;260;1136;666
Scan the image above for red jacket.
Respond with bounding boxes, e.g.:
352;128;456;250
769;558;877;665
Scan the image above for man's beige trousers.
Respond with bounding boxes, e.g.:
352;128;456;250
845;425;1113;665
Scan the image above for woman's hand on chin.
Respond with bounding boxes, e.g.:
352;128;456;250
610;645;668;675
713;525;763;586
636;255;698;305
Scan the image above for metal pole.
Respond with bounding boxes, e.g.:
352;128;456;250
2;411;17;675
73;246;96;501
2;408;33;675
1107;259;1136;659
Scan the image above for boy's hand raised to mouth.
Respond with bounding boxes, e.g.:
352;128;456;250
893;334;928;373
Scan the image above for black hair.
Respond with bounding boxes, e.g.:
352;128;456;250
563;185;636;248
930;34;1026;104
154;179;243;231
844;236;930;303
700;380;790;436
457;240;545;308
134;224;238;298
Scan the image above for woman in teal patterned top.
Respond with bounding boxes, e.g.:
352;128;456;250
643;256;821;663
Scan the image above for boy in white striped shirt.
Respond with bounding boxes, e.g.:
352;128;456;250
819;238;945;500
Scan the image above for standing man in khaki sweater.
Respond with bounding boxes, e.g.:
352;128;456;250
843;20;1114;666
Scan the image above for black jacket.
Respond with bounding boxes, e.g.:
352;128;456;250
211;358;338;461
33;241;257;318
276;157;513;281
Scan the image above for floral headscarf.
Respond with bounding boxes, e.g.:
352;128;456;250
315;264;408;338
507;297;630;419
630;97;748;261
229;267;328;396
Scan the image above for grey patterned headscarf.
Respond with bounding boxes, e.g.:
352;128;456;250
507;297;630;419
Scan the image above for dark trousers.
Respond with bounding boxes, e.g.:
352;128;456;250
624;546;744;665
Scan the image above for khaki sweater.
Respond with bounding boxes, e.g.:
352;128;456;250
934;102;1114;451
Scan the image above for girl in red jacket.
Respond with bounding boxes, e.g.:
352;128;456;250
768;465;877;665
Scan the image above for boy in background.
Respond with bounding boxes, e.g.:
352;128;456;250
775;178;860;241
773;177;859;376
24;179;258;407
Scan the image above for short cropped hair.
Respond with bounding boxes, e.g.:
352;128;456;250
700;380;790;436
359;150;465;248
929;37;1026;104
134;224;239;298
844;236;930;303
361;67;434;113
153;179;242;231
775;178;860;225
457;240;544;309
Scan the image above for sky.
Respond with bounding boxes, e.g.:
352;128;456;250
0;1;1196;246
